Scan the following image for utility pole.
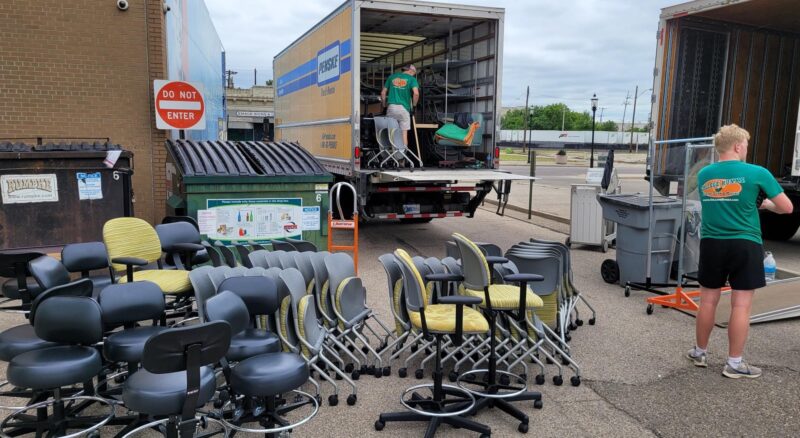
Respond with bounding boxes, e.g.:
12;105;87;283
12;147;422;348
561;104;566;131
629;85;638;152
599;107;606;123
225;69;238;88
620;90;631;134
522;86;530;155
254;68;257;86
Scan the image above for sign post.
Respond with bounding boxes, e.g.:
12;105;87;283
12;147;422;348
153;80;206;134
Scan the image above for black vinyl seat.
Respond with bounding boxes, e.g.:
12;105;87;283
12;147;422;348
123;366;217;416
61;242;115;295
230;347;309;397
9;347;101;390
227;328;281;361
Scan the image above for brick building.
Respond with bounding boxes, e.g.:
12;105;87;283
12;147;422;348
0;0;224;224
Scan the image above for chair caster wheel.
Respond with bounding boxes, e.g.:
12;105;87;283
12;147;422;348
362;346;370;354
546;357;554;365
328;394;339;406
360;365;368;374
374;420;385;431
374;368;383;378
571;376;581;387
480;434;491;438
561;357;570;366
534;399;543;409
114;375;126;384
589;317;596;325
316;395;323;406
347;394;357;405
553;375;563;386
345;363;354;373
535;374;545;385
499;374;510;385
414;369;424;379
646;304;654;315
410;345;418;353
351;370;360;380
448;371;458;382
213;399;224;409
367;365;376;375
398;368;407;378
520;373;527;380
565;334;572;342
383;366;391;376
575;319;584;326
335;373;343;380
568;323;577;331
624;286;631;297
518;423;529;433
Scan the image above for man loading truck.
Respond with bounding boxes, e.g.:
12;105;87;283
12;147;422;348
380;64;419;147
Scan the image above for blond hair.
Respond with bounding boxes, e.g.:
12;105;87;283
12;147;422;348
714;124;750;154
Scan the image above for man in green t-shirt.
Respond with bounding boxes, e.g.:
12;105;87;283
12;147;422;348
687;124;793;379
380;64;419;146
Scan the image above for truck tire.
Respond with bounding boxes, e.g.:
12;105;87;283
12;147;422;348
760;212;800;241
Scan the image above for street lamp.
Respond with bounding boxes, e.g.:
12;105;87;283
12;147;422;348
590;94;598;168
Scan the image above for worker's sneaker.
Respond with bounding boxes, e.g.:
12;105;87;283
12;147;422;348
722;362;762;379
686;348;708;367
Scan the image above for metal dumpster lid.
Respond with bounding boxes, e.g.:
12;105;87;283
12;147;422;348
167;140;259;176
0;141;122;152
598;193;681;209
239;141;327;176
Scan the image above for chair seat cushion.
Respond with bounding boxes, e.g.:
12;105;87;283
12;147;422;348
0;324;58;362
227;329;282;362
409;304;489;334
464;284;543;310
118;270;191;295
231;353;308;397
89;275;113;297
8;346;101;390
123;366;216;416
2;278;43;300
104;326;168;363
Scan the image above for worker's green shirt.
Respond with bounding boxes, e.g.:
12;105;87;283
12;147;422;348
698;160;783;244
384;73;418;113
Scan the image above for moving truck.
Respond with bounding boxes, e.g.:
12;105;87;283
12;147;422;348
652;0;800;240
274;0;531;222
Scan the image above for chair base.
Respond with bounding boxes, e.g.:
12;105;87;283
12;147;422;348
376;411;490;438
400;383;475;418
0;395;114;438
119;415;226;438
456;369;528;399
218;389;318;436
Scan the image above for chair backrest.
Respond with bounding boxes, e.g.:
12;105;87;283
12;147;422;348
205;291;250;336
0;251;43;280
189;265;216;321
278;252;298;270
248;250;270;268
216;244;239;268
29;278;94;325
291;252;316;289
441;257;461;276
271;240;296;252
34;295;103;345
393;249;427;314
264;250;286;269
61;242;109;275
324;253;356;297
155;222;201;250
309;252;330;295
297;294;325;356
208;266;235;290
99;281;165;326
279;269;309;345
505;251;560;295
386;118;407;149
452;233;490;291
287;239;318;252
103;217;163;271
28;255;70;291
161;215;200;230
217;275;280;317
141;321;230;374
379;253;410;327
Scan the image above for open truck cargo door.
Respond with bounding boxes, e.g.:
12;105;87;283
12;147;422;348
374;169;535;183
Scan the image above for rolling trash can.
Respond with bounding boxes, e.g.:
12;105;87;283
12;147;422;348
597;194;683;287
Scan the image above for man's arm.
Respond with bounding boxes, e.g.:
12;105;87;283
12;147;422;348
380;87;388;108
412;87;419;109
760;193;794;214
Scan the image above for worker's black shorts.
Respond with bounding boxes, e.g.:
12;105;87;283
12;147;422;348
698;238;766;290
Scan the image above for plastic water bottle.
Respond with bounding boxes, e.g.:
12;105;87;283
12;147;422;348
764;252;776;282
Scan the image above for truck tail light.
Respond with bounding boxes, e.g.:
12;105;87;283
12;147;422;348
494;147;500;159
355;147;361;158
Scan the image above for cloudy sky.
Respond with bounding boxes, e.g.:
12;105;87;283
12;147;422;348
205;0;677;122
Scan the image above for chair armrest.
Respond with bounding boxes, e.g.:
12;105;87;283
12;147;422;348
503;273;544;283
439;295;482;306
425;273;464;282
170;243;205;252
485;256;509;265
111;257;148;267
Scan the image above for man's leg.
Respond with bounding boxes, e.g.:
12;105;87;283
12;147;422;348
695;287;722;350
728;290;754;357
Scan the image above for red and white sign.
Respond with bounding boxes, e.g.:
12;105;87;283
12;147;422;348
153;80;206;130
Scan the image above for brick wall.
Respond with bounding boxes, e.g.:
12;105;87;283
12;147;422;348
0;0;168;224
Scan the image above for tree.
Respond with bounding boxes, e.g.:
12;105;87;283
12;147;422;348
597;120;618;131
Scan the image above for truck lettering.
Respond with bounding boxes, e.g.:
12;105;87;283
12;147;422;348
318;55;338;75
321;133;337;149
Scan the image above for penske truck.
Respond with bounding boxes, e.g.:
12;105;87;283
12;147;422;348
274;0;531;222
652;0;800;240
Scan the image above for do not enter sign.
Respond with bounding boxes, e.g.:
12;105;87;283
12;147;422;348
153;80;206;130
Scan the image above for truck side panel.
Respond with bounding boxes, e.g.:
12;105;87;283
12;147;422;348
274;5;354;168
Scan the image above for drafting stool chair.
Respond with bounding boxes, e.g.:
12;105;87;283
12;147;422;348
206;291;317;435
0;294;114;438
375;249;491;438
453;233;544;433
0;251;45;312
61;242;115;296
119;321;230;438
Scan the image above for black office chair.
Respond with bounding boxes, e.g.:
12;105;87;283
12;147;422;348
0;251;45;312
120;322;231;438
213;276;282;361
206;291;317;435
155;222;208;270
61;242;115;295
0;294;113;437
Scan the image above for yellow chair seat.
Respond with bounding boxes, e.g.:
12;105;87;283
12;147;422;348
464;284;543;310
118;270;191;295
409;304;489;334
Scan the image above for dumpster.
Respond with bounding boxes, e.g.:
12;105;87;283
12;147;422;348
0;142;133;249
597;193;682;286
165;140;333;249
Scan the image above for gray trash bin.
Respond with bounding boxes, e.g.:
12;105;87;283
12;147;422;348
597;194;683;285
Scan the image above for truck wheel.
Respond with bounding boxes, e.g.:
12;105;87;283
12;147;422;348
399;218;433;224
760;212;800;241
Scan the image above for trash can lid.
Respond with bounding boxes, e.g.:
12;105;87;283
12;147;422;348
239;141;327;176
597;193;681;209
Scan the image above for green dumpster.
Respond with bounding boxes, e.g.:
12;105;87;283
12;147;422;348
166;140;333;250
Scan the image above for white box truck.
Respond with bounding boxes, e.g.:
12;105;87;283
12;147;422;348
274;0;532;222
651;0;800;240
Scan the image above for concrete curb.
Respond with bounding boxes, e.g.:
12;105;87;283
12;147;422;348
484;199;571;225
